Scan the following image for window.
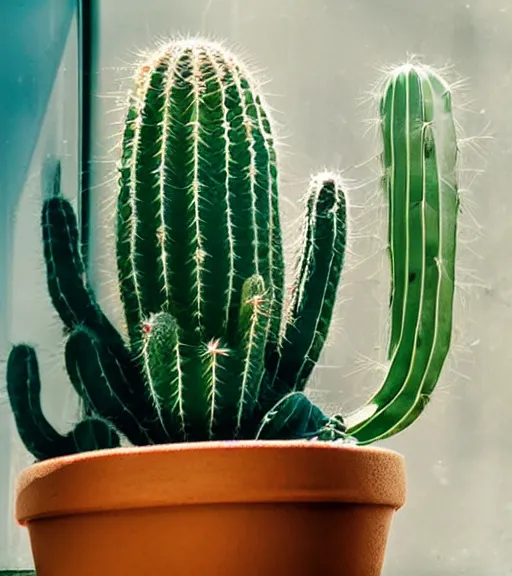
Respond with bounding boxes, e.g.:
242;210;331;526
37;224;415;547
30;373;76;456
0;1;80;569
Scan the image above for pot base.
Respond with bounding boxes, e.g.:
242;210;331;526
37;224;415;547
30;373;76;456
29;503;395;576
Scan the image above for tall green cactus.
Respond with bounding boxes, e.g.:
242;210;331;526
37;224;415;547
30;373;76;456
6;41;460;461
344;63;460;443
116;41;285;441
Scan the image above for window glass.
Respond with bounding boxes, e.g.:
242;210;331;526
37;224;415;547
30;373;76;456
0;2;79;568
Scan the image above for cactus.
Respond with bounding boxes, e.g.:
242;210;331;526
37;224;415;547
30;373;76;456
7;345;120;460
267;173;348;396
6;40;460;461
344;63;460;443
115;41;285;441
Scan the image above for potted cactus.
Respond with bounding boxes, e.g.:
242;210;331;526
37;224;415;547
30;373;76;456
8;39;459;576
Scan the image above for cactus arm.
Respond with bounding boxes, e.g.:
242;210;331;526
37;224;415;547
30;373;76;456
42;163;125;356
6;345;119;460
271;174;347;394
205;275;270;439
140;312;185;440
65;327;154;445
6;345;69;460
344;65;459;443
42;196;158;425
43;197;104;332
256;392;335;440
42;196;121;349
234;275;270;434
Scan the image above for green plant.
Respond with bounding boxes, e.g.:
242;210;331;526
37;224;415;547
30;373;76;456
342;63;459;442
6;40;460;461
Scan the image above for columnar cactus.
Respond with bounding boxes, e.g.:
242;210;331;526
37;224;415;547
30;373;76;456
116;42;285;440
343;64;460;443
6;40;460;461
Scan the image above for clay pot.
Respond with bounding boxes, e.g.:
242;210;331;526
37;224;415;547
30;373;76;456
16;441;406;576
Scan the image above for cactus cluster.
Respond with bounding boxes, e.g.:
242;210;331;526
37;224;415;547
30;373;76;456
6;40;460;461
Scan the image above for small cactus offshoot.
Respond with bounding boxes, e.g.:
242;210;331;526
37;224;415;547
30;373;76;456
6;40;461;460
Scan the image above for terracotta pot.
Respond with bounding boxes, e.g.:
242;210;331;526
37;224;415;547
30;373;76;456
16;441;406;576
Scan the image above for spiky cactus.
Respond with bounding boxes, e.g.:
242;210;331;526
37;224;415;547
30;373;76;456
6;41;460;461
343;63;460;443
115;42;285;440
7;345;120;461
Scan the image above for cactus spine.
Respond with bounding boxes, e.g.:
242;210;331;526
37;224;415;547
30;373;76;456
6;41;460;461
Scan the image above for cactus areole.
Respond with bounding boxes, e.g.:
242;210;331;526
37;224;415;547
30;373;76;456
10;39;460;576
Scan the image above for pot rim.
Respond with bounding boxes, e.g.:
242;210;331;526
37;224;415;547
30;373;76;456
15;440;406;524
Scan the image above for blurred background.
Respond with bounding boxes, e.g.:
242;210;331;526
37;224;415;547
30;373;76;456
1;1;511;573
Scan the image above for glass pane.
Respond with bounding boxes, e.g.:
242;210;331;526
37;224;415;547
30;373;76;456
0;1;78;569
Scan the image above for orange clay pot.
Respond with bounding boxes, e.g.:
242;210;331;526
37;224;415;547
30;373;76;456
15;441;406;576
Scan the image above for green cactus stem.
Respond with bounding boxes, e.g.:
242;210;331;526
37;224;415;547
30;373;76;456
344;63;459;443
256;391;348;441
268;173;347;396
6;345;120;460
42;193;166;443
116;41;284;440
43;197;119;344
6;160;167;459
139;312;184;439
65;327;153;445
